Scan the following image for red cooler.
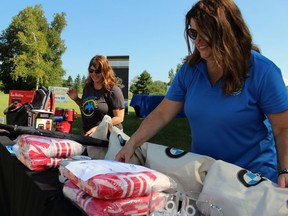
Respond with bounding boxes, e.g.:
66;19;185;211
55;121;72;133
64;109;75;122
55;107;64;116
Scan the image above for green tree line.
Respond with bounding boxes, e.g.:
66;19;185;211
129;64;181;95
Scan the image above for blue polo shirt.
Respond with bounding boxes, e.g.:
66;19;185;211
166;51;288;182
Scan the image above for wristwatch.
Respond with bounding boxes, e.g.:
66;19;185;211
278;168;288;176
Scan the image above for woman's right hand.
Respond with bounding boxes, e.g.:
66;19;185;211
115;141;136;163
67;88;78;101
84;126;97;137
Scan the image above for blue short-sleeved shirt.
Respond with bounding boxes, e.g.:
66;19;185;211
166;50;288;182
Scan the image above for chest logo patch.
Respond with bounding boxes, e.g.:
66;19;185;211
82;99;97;117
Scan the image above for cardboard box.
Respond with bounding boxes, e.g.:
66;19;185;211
35;118;53;130
28;109;53;130
8;90;35;105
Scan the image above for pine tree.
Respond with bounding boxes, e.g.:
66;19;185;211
130;70;153;94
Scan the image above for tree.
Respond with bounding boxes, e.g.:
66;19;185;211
81;75;86;89
67;75;74;87
0;5;67;93
150;80;167;95
176;63;182;73
130;70;153;94
167;63;182;86
129;76;138;90
167;69;175;86
74;74;83;94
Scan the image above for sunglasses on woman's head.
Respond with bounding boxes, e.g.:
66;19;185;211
187;28;198;40
89;67;101;74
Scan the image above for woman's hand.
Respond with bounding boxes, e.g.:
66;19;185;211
278;173;288;188
115;141;136;163
84;126;97;137
67;88;78;101
267;111;288;188
115;98;184;163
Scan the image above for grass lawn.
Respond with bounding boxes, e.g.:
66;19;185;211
0;92;191;151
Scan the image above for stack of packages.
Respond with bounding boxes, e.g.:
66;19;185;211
60;159;177;216
13;134;85;171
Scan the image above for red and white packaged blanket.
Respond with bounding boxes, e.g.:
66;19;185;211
63;180;152;216
14;144;64;170
16;134;85;158
13;134;85;171
61;159;177;199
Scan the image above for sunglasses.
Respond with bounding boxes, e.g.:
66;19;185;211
89;67;101;74
187;28;198;40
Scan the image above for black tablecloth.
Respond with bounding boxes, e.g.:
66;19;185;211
0;131;85;216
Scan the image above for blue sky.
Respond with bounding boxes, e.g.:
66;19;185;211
1;0;288;84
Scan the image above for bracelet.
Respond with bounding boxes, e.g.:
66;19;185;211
278;168;288;176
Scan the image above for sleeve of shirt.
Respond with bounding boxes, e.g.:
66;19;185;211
257;60;288;114
110;86;125;110
166;63;190;102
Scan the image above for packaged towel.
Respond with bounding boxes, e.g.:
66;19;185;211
63;180;153;216
61;159;177;199
14;134;85;170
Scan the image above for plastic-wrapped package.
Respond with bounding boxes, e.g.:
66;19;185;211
14;145;65;170
16;134;85;158
63;180;153;216
61;159;177;199
13;134;85;171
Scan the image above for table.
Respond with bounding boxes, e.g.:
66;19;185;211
130;94;186;118
0;132;85;216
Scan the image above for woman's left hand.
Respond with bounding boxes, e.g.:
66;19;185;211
278;173;288;188
84;126;97;136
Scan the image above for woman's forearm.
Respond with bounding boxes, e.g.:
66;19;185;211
74;97;82;106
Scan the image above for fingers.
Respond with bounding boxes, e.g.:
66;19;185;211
67;88;76;95
67;88;73;94
115;148;133;163
85;131;93;136
115;152;126;162
278;174;288;188
85;126;97;137
84;130;93;136
66;88;74;98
